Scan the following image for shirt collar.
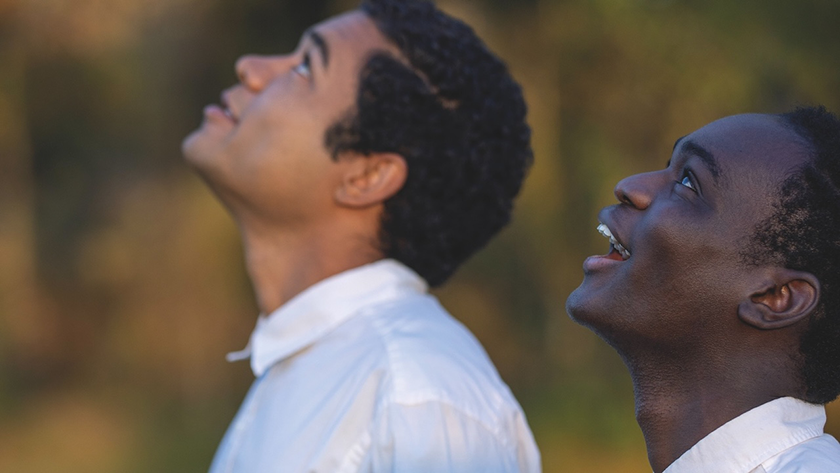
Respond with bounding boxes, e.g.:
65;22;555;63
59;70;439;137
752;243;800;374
227;259;428;377
664;396;827;473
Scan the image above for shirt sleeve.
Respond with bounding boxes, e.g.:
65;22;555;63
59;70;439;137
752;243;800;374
363;399;539;473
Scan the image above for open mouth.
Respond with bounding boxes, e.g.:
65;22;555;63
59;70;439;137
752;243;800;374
597;223;631;260
220;94;239;123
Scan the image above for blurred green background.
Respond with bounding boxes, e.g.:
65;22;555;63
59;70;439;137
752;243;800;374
2;0;840;471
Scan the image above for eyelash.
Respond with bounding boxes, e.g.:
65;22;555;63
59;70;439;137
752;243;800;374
293;53;312;78
677;169;697;193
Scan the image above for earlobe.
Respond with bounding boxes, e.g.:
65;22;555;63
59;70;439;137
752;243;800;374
334;152;407;208
738;270;820;330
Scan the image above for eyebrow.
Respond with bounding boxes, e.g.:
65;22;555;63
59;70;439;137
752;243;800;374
304;29;329;68
669;136;722;183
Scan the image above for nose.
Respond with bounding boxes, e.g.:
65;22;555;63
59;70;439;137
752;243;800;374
613;170;664;210
235;54;288;91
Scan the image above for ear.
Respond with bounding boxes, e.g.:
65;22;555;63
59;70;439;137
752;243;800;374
738;269;820;330
334;152;407;208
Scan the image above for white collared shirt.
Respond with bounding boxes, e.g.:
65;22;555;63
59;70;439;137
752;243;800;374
664;397;840;472
209;259;541;473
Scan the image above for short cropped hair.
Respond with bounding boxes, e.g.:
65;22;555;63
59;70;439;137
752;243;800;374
745;106;840;404
324;0;533;287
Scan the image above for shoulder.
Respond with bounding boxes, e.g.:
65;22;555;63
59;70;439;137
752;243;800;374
366;397;540;473
326;293;529;429
363;294;517;409
328;293;541;472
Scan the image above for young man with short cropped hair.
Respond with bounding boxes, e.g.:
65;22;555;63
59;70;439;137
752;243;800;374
567;106;840;472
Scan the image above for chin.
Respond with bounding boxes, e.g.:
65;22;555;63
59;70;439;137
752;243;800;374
566;284;594;326
567;286;658;367
566;282;620;338
182;128;210;166
182;129;232;180
181;132;239;203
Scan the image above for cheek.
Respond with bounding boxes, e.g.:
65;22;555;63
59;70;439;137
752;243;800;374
637;219;742;308
230;109;326;169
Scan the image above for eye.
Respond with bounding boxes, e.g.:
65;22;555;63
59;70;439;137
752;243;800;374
293;53;311;78
678;170;697;192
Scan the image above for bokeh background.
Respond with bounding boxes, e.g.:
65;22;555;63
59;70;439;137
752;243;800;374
2;0;840;471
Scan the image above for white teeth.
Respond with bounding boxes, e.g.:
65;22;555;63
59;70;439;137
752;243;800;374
597;223;631;259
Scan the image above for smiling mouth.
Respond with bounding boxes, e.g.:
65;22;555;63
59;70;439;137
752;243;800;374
597;223;631;260
223;107;237;122
220;95;239;123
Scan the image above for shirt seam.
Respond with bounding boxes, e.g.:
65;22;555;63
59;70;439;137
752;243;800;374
396;396;511;447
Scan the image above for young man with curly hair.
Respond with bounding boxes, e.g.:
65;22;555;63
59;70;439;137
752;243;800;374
567;106;840;472
182;0;540;471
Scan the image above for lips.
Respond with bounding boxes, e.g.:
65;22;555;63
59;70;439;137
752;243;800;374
220;92;239;124
222;106;237;122
597;222;631;260
203;104;236;125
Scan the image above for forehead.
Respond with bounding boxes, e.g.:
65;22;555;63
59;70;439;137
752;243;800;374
681;114;813;218
310;11;397;62
686;114;811;183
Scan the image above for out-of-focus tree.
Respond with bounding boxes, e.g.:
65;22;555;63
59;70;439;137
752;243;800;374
0;0;839;471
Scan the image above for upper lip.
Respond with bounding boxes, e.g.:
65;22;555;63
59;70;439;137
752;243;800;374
596;209;631;259
220;90;239;123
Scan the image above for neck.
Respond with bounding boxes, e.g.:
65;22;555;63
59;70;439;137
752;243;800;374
237;217;382;314
623;345;800;473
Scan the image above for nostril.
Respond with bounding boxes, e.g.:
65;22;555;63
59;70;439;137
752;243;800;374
235;58;248;81
614;186;633;206
235;55;259;86
618;190;631;205
613;171;659;210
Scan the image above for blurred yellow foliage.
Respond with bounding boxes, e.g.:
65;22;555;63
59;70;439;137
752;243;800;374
1;0;839;471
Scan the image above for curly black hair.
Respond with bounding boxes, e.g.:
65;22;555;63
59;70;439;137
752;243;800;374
323;0;533;287
744;106;840;404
